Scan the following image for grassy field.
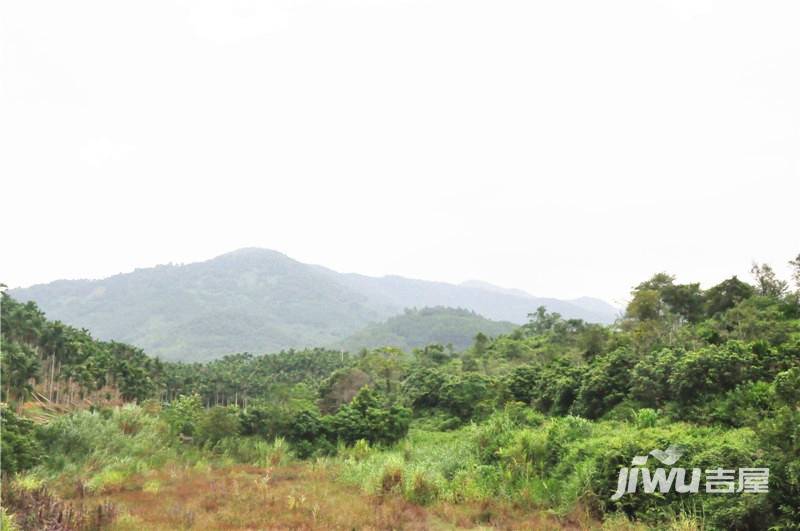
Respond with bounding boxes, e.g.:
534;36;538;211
2;405;694;530
57;462;603;530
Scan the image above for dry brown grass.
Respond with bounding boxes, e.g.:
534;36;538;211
64;463;600;530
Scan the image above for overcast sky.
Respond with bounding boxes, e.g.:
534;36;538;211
1;0;798;305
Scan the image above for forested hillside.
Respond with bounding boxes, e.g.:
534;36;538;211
8;248;616;361
336;306;517;352
2;256;799;530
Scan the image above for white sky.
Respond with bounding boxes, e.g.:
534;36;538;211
1;0;798;305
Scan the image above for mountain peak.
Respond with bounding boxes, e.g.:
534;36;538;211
213;247;292;260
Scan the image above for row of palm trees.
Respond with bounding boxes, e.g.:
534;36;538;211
1;293;163;411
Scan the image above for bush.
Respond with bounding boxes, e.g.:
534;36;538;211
574;348;637;419
401;368;446;410
505;365;540;404
757;368;800;528
329;387;411;446
630;348;682;408
239;404;290;438
631;408;659;429
578;424;772;529
534;360;585;415
161;394;202;437
0;405;42;475
669;342;761;404
0;507;16;531
283;409;335;458
196;406;240;446
773;366;800;406
86;468;127;494
440;372;494;420
701;381;775;427
474;404;544;464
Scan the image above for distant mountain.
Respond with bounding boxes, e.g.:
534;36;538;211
9;248;618;361
325;272;618;326
336;306;517;353
460;281;620;322
459;280;533;298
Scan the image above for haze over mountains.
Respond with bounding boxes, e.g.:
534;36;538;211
9;248;618;361
334;307;518;353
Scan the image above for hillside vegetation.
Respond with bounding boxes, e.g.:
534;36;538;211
8;248;616;361
336;306;517;352
1;255;799;530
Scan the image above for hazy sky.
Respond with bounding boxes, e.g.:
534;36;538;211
2;0;798;305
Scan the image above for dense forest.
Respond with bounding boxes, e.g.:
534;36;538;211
2;256;799;530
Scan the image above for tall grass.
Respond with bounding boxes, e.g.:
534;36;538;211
337;427;490;504
207;435;290;466
335;407;768;529
26;404;297;500
19;403;767;529
32;405;203;495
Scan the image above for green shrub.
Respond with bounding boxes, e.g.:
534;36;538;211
284;408;334;458
439;372;493;420
239;404;290;438
574;348;637;419
701;381;774;427
474;409;521;464
630;348;682;408
669;342;762;405
86;468;127;494
773;366;800;405
210;436;274;464
578;424;772;529
196;406;240;446
161;394;202;437
505;365;540;404
631;408;659;429
329;387;411;446
0;405;43;474
531;360;585;416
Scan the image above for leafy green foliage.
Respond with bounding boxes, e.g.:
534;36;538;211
329;387;411;446
573;347;635;419
1;293;162;407
0;405;43;474
162;394;202;436
439;372;492;420
196;406;241;446
669;341;764;405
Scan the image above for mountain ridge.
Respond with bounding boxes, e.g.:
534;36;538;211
8;248;618;361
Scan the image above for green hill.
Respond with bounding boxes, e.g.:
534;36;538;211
336;306;517;352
